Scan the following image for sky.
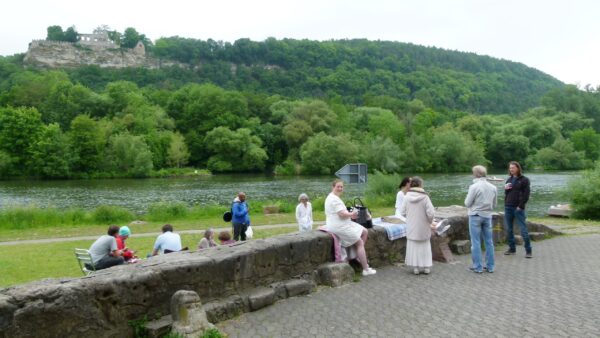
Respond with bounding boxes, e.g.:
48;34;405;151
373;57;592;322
2;0;599;87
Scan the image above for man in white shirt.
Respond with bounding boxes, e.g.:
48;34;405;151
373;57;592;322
152;224;183;255
465;165;498;273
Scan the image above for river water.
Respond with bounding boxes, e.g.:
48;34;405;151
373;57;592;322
0;172;577;217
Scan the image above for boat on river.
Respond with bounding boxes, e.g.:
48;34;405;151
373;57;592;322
548;204;572;217
486;176;504;182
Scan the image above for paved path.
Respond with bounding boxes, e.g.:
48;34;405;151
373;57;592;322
218;234;600;337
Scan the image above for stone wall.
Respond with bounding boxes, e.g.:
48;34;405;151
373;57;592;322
0;207;557;338
23;40;183;69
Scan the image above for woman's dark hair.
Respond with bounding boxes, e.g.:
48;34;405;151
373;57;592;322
218;231;231;241
162;224;174;233
107;225;120;236
399;177;411;189
409;176;423;188
508;161;523;176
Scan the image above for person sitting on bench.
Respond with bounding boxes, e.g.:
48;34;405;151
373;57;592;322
88;225;124;270
152;224;183;255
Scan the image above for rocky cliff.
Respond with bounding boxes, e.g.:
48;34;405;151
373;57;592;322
23;40;182;69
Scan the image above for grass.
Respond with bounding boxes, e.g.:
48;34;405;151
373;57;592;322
0;227;298;288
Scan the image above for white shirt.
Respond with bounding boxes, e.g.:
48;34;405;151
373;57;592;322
153;231;182;254
394;191;407;221
325;193;347;227
296;202;313;232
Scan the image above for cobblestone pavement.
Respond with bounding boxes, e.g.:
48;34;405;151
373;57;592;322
218;234;600;337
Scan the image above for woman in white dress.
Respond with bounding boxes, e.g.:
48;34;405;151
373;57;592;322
324;179;376;276
395;177;411;220
296;193;313;232
401;176;436;275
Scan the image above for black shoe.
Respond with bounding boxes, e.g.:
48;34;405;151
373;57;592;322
525;252;532;258
504;249;516;255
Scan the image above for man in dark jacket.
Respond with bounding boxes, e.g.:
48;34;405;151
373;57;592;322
503;161;532;258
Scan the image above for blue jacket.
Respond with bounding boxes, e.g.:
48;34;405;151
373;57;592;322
232;201;250;224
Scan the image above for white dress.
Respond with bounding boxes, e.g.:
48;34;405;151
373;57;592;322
296;202;313;232
323;193;363;247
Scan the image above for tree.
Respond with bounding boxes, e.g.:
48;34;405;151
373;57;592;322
204;127;267;172
570;128;600;162
30;123;72;178
63;26;78;42
46;25;64;41
106;133;153;177
363;136;401;173
0;106;44;173
121;27;141;48
166;132;190;168
299;133;359;174
487;133;530;168
428;126;487;172
68;115;106;173
530;138;585;170
570;163;600;219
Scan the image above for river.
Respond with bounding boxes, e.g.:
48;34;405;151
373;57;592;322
0;172;577;217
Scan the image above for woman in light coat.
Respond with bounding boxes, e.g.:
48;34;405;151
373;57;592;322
296;193;313;232
401;176;435;275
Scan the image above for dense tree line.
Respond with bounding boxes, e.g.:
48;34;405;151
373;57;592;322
2;35;600;178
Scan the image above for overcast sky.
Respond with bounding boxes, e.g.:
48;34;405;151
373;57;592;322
2;0;598;87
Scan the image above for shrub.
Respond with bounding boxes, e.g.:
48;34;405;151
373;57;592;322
91;205;134;224
146;202;188;222
570;164;600;219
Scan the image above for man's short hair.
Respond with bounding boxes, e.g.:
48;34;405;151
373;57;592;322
162;224;173;233
107;225;120;236
472;165;487;178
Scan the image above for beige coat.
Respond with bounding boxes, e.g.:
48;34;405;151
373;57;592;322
401;188;435;241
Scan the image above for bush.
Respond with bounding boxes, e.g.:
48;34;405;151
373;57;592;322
570;164;600;219
146;202;188;222
91;205;134;224
0;206;91;229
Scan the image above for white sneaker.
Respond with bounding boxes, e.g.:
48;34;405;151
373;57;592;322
362;268;377;276
423;268;430;274
413;268;420;275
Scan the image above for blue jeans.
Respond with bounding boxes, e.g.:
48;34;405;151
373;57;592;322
469;215;495;272
504;206;531;253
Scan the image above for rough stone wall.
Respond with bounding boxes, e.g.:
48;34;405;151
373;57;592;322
23;40;180;69
0;208;556;338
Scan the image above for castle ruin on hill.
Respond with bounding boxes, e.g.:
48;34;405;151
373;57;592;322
23;29;172;69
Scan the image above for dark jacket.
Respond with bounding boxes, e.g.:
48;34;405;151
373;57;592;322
504;175;530;209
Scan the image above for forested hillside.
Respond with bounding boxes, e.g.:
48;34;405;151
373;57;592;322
1;34;600;179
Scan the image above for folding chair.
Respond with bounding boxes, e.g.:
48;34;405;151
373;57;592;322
74;248;95;276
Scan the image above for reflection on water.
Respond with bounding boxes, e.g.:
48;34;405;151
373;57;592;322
0;172;578;217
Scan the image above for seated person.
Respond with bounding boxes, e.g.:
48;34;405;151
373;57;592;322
218;230;236;245
116;226;137;261
198;228;218;250
88;225;124;270
152;224;183;255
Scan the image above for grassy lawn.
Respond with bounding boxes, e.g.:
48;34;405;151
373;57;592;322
0;227;299;288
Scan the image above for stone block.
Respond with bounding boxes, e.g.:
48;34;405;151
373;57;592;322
203;295;247;323
515;235;524;245
529;232;546;241
283;279;314;298
145;315;172;338
170;290;214;338
450;240;471;254
247;287;276;311
317;263;354;287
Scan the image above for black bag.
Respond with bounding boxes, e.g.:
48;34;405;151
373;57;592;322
351;197;373;228
223;211;232;222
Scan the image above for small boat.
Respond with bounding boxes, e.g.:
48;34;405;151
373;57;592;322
548;204;572;217
486;176;504;182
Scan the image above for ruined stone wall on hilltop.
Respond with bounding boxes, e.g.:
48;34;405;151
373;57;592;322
23;40;182;69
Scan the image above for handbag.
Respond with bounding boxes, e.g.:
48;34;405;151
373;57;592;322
350;197;373;228
223;211;232;222
245;224;253;239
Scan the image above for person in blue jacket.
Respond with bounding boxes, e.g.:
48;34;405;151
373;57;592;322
232;192;250;241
